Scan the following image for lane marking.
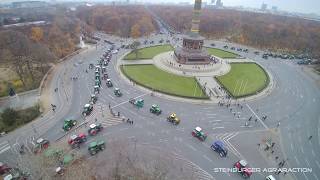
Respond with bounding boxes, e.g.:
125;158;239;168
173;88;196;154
111;92;149;109
246;104;269;129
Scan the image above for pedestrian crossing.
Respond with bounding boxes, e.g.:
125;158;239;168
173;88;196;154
85;102;124;128
0;141;10;154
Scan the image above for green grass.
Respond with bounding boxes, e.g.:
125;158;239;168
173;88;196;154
216;63;269;98
124;45;173;60
121;64;208;99
206;48;239;59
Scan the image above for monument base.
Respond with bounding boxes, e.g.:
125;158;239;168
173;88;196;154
174;47;210;65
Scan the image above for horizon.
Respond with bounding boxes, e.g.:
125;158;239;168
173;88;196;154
0;0;319;16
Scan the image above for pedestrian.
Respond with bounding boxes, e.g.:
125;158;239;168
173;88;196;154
275;156;279;160
127;118;130;123
240;105;243;109
230;108;232;112
255;118;258;122
131;120;134;125
309;135;313;140
271;150;274;154
95;118;97;122
277;122;280;128
249;116;252;121
117;112;120;117
108;103;111;109
271;142;275;148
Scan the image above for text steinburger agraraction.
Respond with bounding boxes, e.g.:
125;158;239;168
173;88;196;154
213;167;312;173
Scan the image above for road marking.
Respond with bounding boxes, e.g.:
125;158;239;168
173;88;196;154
111;92;149;108
202;155;213;163
294;156;300;164
246;104;269;129
312;149;316;157
291;143;294;151
305;159;311;167
316;161;320;169
185;143;197;151
209;120;221;123
303;172;310;180
313;173;320;180
212;127;224;130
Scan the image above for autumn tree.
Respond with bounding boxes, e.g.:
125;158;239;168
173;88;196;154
30;27;44;42
131;24;141;38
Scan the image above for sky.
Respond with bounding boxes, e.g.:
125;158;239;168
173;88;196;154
152;0;320;15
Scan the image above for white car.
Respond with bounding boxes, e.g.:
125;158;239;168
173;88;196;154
111;50;118;54
266;175;276;180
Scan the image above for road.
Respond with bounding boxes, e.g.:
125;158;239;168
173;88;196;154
0;31;319;180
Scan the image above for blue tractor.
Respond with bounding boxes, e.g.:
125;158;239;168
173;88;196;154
210;140;228;157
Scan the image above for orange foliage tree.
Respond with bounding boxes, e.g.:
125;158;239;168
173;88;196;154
30;27;44;42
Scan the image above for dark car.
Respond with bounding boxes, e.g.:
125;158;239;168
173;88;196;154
211;140;228;157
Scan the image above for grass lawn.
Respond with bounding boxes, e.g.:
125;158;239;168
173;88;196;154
216;63;269;98
124;45;173;60
207;48;239;59
121;65;208;99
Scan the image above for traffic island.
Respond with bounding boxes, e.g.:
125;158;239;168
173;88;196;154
120;64;208;99
123;44;173;60
215;62;269;98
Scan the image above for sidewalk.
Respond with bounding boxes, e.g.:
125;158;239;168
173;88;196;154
0;89;40;112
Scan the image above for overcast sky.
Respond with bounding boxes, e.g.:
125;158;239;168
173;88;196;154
152;0;320;15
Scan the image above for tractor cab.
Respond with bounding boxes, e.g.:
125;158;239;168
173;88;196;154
129;98;144;108
95;66;100;72
91;94;97;104
102;67;106;73
88;123;103;136
33;138;50;153
68;133;87;148
167;113;180;125
95;70;100;76
88;140;105;155
114;88;122;97
95;79;101;87
211;140;228;157
0;162;11;175
83;104;93;116
150;104;161;115
192;127;207;141
103;61;108;66
89;63;94;69
62;119;77;131
103;73;108;79
234;160;253;178
94;85;100;94
106;79;113;87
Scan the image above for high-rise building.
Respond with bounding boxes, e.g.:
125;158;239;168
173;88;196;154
216;0;223;7
261;3;267;11
211;0;216;5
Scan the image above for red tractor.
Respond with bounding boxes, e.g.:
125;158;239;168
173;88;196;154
0;162;11;175
33;138;50;154
88;123;103;136
234;160;253;178
68;133;87;148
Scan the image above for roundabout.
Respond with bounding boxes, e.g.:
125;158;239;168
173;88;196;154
0;32;319;180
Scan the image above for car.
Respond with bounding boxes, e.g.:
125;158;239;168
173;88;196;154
114;88;122;97
167;113;180;125
191;127;207;141
111;50;118;54
266;175;276;180
231;47;235;50
234;160;253;178
211;140;228;157
106;79;113;87
210;43;215;47
62;119;77;131
262;54;268;59
223;45;228;49
68;133;87;148
33;138;50;154
82;104;93;116
150;104;161;115
254;51;260;55
88;140;105;155
88;123;103;136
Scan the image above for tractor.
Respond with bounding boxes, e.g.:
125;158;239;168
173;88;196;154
150;104;161;115
82;104;93;116
62;119;77;131
33;138;50;154
0;162;11;175
114;88;122;97
167;113;180;125
106;79;113;87
91;94;97;104
88;140;105;155
95;70;100;77
95;79;101;87
95;66;100;72
234;160;253;178
68;133;87;149
102;67;106;73
103;61;108;66
94;85;100;94
211;140;228;157
191;127;207;141
129;98;144;108
88;123;103;136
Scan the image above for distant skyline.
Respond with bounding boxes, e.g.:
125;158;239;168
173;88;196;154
0;0;319;15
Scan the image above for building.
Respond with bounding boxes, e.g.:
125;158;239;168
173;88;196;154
11;1;47;8
261;3;267;11
271;6;278;11
174;0;210;65
216;0;223;7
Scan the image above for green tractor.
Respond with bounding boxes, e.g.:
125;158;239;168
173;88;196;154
62;119;77;131
191;127;207;141
33;138;50;154
167;113;180;125
88;140;105;155
129;98;144;108
150;104;161;115
114;88;122;97
82;104;93;116
95;79;101;87
88;123;103;136
94;85;100;94
91;94;97;104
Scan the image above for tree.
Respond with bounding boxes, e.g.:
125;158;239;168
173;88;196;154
30;27;44;42
130;24;141;38
1;108;18;126
130;41;141;59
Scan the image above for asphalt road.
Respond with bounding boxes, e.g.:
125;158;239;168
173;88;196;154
0;31;319;180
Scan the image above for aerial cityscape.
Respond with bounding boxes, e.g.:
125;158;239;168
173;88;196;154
0;0;319;179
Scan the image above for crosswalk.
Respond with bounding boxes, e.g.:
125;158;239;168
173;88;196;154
172;152;215;180
211;132;243;158
85;103;124;128
0;141;10;154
